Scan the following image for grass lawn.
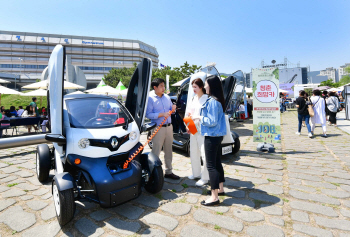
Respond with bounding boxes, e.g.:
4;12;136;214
0;94;47;109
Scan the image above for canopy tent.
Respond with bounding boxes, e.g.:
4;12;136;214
21;89;47;108
68;91;85;95
316;86;331;91
245;88;253;93
0;85;22;106
22;80;85;90
327;86;344;92
0;79;10;84
97;79;106;88
115;81;128;96
85;85;120;95
172;78;189;87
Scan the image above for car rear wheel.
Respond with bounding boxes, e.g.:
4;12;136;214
36;144;51;182
232;137;241;154
144;166;164;194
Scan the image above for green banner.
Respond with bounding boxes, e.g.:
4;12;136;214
252;68;281;143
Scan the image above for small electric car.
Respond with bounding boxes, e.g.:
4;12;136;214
35;45;161;226
148;65;245;156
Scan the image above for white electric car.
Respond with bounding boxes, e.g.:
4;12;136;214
35;45;162;226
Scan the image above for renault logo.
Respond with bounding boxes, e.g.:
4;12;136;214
111;138;118;148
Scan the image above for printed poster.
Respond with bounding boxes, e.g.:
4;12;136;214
252;68;281;143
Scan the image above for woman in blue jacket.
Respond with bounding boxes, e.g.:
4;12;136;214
192;75;226;206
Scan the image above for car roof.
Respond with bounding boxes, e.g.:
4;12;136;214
64;93;114;100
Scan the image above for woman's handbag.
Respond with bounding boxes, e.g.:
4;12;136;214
308;104;315;117
308;97;320;117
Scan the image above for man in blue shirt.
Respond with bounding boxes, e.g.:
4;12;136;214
146;78;179;180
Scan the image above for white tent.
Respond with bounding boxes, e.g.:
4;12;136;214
245;88;253;93
279;89;289;93
97;79;106;88
22;80;85;90
85;85;120;95
0;85;22;106
172;77;189;87
68;91;85;95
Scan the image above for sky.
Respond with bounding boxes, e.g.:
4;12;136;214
1;0;349;74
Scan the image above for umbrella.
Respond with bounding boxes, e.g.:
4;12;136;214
22;80;85;90
316;86;331;91
21;89;47;108
0;79;10;84
0;85;22;106
85;85;120;95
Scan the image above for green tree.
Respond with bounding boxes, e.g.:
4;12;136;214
152;67;183;93
173;61;202;78
103;63;137;88
319;79;341;88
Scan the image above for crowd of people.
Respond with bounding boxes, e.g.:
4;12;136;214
0;97;49;137
295;89;343;138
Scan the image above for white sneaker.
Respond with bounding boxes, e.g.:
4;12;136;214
188;175;200;180
308;133;313;138
195;179;208;186
295;132;301;135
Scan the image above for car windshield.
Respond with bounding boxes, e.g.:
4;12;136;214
66;97;131;129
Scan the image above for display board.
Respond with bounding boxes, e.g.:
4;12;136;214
252;68;281;143
279;68;302;85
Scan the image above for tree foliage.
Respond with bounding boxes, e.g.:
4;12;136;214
319;79;341;88
103;61;202;93
103;63;137;88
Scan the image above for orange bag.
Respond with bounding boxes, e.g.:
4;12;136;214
183;117;198;135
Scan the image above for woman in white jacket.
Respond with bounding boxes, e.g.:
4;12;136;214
310;89;327;137
186;78;209;186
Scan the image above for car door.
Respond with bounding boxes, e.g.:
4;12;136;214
47;44;65;155
125;58;152;131
222;76;236;112
229;70;245;114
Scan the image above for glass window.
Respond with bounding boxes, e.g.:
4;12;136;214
65;97;131;129
11;44;24;48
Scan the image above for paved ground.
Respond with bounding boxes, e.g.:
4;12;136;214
0;110;350;236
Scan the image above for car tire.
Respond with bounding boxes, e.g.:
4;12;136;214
36;144;51;182
232;137;241;154
52;180;75;226
144;166;164;194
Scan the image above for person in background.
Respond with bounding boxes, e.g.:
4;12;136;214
322;90;329;123
41;107;46;115
280;93;285;113
295;90;312;138
9;106;18;117
22;106;38;133
192;75;227;206
30;97;39;117
0;106;4;113
146;78;179;180
326;91;340;126
185;78;209;187
310;89;327;137
17;106;24;117
247;95;253;117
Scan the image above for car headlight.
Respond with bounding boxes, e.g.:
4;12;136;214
78;138;90;149
129;131;137;140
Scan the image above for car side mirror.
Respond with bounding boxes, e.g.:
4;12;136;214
141;122;157;133
45;134;66;146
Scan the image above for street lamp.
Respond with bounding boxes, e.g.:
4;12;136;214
17;58;23;90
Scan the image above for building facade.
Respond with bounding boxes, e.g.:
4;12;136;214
0;30;159;89
339;63;350;80
319;67;338;82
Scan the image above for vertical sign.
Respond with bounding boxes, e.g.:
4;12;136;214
252;68;281;143
166;74;170;94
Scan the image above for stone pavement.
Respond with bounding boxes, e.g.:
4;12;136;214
0;110;350;236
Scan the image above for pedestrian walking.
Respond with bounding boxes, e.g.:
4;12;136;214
30;97;39;117
191;75;226;206
146;78;180;180
310;89;327;137
185;78;209;187
326;91;340;126
295;90;312;138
